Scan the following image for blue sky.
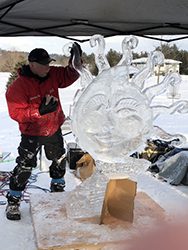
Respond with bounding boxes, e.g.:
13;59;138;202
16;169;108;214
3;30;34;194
0;35;188;55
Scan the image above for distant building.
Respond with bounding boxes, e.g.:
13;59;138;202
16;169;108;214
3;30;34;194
132;57;182;75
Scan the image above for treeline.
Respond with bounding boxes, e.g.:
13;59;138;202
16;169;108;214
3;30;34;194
155;43;188;75
1;43;188;75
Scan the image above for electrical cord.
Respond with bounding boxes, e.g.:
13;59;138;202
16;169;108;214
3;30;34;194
0;170;51;205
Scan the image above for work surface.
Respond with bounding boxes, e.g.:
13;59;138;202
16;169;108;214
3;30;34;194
30;191;165;250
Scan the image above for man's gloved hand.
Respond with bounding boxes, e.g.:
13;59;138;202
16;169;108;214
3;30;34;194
39;96;58;116
70;42;82;60
69;42;83;70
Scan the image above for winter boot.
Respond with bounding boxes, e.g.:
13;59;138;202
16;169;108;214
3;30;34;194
6;192;21;220
50;178;65;192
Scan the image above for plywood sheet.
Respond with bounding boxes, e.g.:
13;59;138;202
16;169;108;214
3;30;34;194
30;191;165;250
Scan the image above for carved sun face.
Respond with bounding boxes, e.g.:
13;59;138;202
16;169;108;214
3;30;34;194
71;66;152;163
69;35;183;163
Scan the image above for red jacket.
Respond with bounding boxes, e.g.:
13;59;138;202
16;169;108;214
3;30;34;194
6;65;79;136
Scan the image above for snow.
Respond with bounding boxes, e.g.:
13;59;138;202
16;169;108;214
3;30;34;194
0;72;188;249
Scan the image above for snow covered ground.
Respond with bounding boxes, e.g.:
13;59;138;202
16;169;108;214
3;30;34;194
0;72;188;249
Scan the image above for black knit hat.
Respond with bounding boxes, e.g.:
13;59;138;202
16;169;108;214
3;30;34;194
28;48;56;65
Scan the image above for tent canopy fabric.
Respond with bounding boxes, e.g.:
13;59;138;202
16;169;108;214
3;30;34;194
1;0;188;42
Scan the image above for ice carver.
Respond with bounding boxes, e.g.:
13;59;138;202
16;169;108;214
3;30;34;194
5;43;82;220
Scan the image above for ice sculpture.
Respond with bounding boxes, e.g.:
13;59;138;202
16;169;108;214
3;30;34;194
167;74;181;99
63;35;188;218
69;35;188;163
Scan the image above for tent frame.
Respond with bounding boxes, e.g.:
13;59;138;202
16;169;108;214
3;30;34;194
1;0;188;43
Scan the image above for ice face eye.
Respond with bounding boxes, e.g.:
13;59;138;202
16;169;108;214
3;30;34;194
116;107;137;116
114;97;139;115
82;94;107;114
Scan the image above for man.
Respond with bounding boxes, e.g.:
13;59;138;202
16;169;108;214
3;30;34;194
5;43;82;220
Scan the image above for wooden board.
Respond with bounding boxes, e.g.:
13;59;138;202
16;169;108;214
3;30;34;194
30;191;165;250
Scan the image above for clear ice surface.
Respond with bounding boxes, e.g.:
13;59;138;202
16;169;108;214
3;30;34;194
63;35;188;218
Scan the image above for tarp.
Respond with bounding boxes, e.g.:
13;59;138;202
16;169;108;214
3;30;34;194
1;0;188;42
